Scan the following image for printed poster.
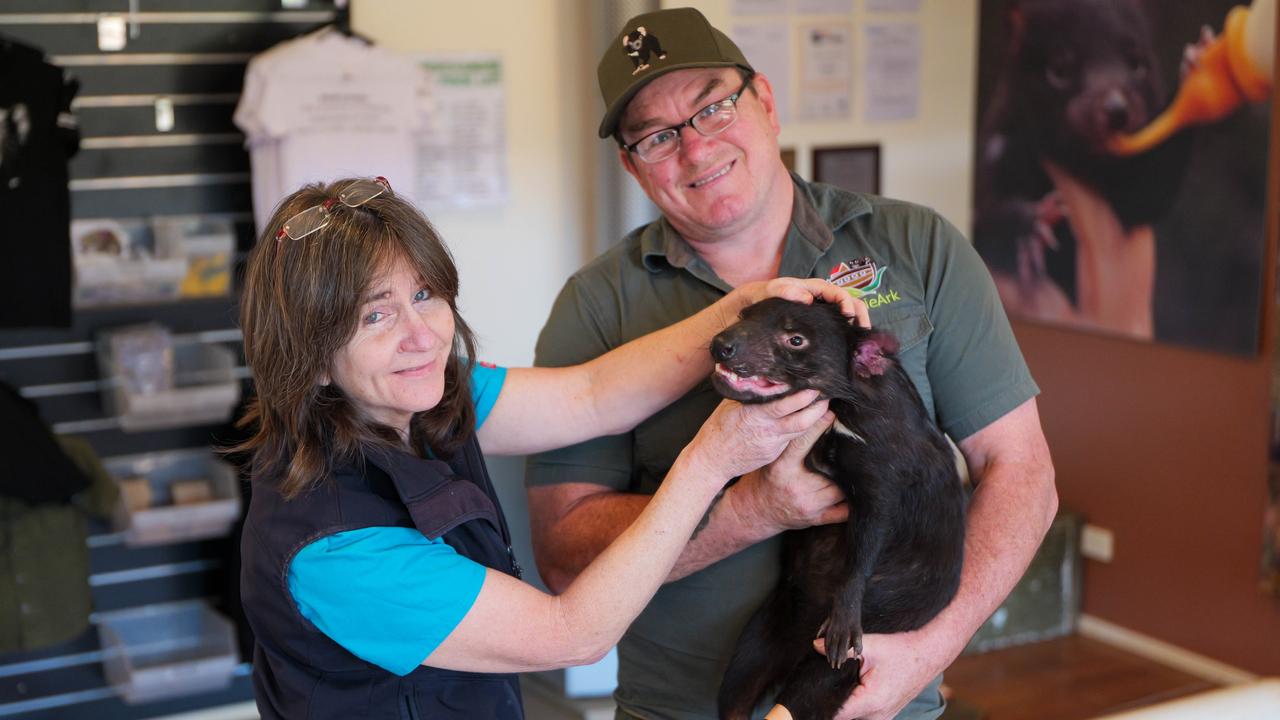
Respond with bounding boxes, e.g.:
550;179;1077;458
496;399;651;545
863;22;920;122
733;23;792;123
415;54;508;208
798;23;853;121
731;0;789;15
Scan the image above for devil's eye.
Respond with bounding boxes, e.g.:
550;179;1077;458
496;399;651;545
1128;50;1148;80
1045;50;1077;90
787;335;807;348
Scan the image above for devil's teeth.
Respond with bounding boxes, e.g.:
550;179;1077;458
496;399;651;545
715;364;759;384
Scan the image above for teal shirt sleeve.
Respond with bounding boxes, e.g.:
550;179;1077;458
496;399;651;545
288;527;487;676
470;362;507;430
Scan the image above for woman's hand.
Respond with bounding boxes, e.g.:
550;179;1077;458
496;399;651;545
724;278;870;328
682;390;830;484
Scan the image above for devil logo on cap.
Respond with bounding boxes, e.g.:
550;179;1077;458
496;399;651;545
622;26;667;75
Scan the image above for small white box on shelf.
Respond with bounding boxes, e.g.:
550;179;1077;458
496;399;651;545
97;324;241;432
97;600;237;704
103;448;241;546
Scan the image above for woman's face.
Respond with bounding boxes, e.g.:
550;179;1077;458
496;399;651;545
328;256;455;434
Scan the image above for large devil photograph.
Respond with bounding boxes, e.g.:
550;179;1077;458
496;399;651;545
971;0;1272;356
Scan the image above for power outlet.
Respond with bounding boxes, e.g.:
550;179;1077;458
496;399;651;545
1081;524;1114;563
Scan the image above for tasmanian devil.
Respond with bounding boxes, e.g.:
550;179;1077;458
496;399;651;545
973;0;1191;299
710;298;967;720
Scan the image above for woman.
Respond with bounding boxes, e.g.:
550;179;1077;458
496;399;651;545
236;177;861;719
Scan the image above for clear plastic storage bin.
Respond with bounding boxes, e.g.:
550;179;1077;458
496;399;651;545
71;219;188;308
152;216;235;299
98;327;240;432
97;600;237;704
104;448;241;546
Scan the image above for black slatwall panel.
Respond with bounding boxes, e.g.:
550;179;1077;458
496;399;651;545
62;62;252;95
78;104;240;137
0;298;242;347
7;0;332;11
71;144;251;178
70;184;257;220
10;22;320;55
0;3;338;717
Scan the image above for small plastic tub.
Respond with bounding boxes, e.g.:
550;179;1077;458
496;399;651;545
97;600;237;705
104;448;241;547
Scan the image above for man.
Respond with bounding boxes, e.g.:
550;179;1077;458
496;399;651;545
526;7;1057;720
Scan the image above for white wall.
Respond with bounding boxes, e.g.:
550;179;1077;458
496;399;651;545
674;0;979;231
353;0;596;366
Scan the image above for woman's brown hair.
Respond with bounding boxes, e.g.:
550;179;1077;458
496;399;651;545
232;178;477;499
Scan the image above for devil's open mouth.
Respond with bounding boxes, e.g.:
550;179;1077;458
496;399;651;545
713;363;791;397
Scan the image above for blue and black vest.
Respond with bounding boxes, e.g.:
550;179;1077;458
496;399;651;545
241;435;525;719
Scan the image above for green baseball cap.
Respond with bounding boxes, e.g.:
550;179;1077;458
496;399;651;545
597;7;754;140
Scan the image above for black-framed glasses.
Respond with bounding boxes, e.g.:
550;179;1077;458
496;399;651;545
622;72;756;164
275;176;391;242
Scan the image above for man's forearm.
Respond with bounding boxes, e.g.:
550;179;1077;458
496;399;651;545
536;482;775;592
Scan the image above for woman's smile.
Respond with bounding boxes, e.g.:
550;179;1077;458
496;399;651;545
394;361;436;377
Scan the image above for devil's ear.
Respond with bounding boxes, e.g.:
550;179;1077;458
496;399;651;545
851;331;899;378
1007;3;1027;55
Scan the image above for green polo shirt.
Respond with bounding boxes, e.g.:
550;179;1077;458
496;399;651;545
528;175;1037;720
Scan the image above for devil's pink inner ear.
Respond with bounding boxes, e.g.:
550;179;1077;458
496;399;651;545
870;331;899;355
852;333;898;378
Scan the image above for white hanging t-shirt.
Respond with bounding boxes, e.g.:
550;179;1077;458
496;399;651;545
234;30;432;235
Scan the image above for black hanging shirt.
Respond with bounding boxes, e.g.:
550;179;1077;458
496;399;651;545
0;38;79;328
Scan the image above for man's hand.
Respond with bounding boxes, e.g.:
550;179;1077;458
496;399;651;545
725;410;849;534
814;628;949;720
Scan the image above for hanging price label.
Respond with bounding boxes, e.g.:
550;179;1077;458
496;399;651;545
97;15;127;52
154;97;175;133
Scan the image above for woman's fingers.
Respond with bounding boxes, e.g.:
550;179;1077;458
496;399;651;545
750;278;871;327
694;391;831;479
774;394;830;436
785;279;869;327
760;388;822;417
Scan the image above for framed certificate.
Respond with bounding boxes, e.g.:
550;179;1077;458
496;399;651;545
812;144;880;195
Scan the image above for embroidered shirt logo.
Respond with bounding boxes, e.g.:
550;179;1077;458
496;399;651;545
828;257;901;308
622;26;667;75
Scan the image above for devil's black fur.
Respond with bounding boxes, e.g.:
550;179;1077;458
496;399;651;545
710;299;967;720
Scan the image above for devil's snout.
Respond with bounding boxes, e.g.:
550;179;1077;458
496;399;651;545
711;335;737;363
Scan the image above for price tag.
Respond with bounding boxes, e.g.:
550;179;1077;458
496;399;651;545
97;15;127;51
154;97;175;132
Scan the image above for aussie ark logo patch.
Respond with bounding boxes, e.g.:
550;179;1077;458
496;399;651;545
828;257;900;308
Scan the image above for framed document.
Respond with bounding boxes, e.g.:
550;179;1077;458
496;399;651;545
812;144;880;194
